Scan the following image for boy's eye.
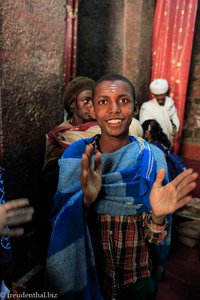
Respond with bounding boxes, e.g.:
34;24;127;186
99;99;108;105
119;98;129;103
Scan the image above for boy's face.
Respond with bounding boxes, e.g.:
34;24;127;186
90;80;134;138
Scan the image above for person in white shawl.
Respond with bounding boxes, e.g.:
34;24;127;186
139;79;180;144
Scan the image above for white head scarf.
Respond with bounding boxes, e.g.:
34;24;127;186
150;79;169;95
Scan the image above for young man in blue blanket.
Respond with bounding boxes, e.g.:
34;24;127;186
45;74;198;300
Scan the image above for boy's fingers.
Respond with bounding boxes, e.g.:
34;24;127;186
82;153;89;171
175;196;192;210
85;144;93;164
82;144;94;174
81;169;89;188
176;172;198;194
177;182;197;200
172;169;198;187
153;169;165;188
94;151;102;174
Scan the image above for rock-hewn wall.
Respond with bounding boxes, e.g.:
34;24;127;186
0;0;65;200
77;0;156;105
180;4;200;198
182;3;200;149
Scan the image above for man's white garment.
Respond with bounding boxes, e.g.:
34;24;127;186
129;118;143;137
139;96;180;142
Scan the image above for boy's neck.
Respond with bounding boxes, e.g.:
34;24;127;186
99;135;130;153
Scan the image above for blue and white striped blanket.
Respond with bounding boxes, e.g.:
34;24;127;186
45;136;170;299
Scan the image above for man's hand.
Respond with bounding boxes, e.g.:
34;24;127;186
150;168;198;224
81;144;102;208
0;198;34;237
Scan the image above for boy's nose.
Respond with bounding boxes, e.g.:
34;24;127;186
109;101;120;113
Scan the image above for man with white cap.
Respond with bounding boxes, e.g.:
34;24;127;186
139;78;180;144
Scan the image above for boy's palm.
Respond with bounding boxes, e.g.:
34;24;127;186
150;168;198;217
81;145;102;208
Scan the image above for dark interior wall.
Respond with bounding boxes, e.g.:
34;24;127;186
77;0;118;79
77;0;156;105
182;3;200;147
133;0;156;103
180;4;200;198
0;0;66;203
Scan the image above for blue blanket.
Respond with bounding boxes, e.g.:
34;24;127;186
45;136;170;299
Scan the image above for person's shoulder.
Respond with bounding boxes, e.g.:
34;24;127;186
133;138;167;169
46;121;72;140
49;121;71;132
62;137;93;158
149;143;168;179
133;137;150;151
149;143;165;157
129;118;143;137
165;96;175;105
130;117;140;125
140;99;155;108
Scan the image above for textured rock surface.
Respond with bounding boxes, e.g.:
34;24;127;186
0;0;65;201
77;0;156;104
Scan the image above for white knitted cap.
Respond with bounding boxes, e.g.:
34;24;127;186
149;79;169;95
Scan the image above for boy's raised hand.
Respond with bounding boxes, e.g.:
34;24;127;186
150;168;198;223
81;144;102;208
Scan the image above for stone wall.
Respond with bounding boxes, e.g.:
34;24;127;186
0;0;65;201
181;3;200;150
180;3;200;198
77;0;156;105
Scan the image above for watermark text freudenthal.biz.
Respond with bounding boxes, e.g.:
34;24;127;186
1;291;58;298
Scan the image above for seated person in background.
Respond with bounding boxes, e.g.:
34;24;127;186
128;101;144;137
142;119;172;150
45;74;197;300
139;79;180;144
142;119;186;181
141;119;177;295
43;76;101;171
43;76;101;213
129;117;143;137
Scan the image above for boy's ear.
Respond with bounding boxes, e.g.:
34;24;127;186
89;104;96;120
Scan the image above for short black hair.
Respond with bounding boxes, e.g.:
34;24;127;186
93;74;136;103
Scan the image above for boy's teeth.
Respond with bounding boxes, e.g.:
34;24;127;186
108;119;121;124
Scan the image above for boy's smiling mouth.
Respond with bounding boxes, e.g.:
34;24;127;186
107;118;123;124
